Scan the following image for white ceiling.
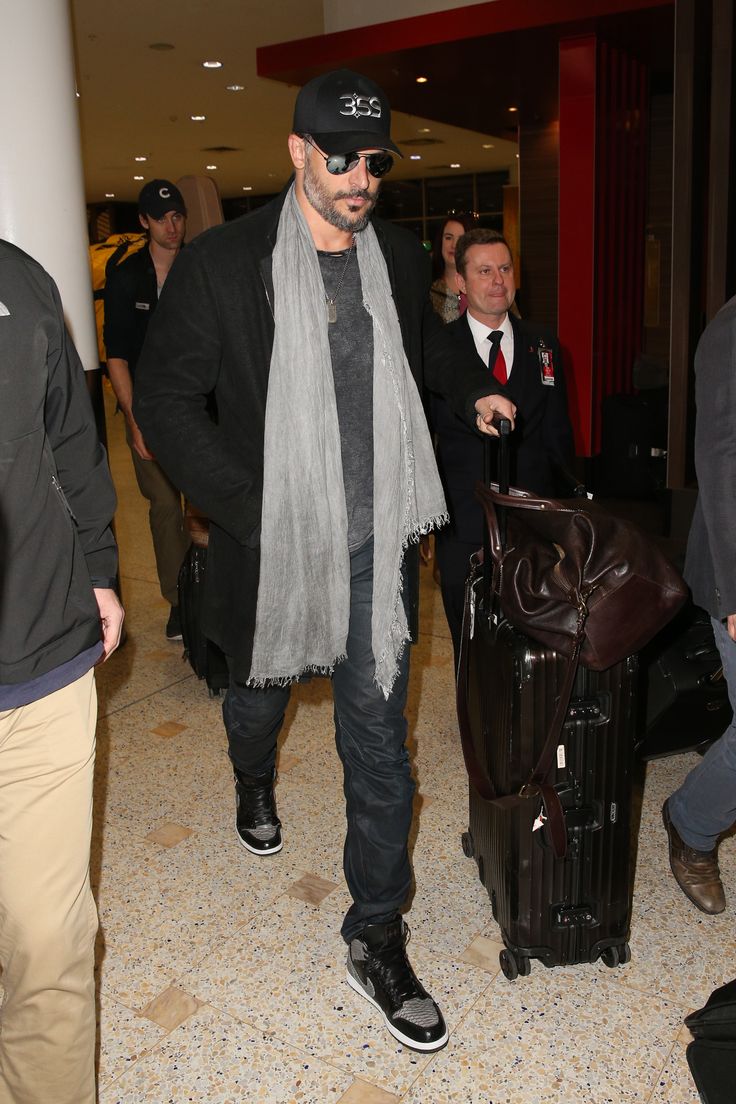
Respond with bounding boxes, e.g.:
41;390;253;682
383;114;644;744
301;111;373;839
71;0;519;204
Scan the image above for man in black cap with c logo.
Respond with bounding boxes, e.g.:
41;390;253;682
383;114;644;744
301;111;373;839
105;179;190;641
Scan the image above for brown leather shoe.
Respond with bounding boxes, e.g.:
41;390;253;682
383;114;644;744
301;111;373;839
662;800;726;914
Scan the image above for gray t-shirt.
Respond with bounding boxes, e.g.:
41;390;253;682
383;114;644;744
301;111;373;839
318;247;374;551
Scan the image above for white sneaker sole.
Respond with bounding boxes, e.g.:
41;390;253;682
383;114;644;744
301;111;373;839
235;830;283;856
345;969;449;1052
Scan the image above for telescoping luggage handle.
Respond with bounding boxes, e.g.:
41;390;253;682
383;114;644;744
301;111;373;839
482;414;511;611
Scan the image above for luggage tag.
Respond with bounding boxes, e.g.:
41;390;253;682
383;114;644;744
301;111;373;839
532;808;547;833
537;339;555;386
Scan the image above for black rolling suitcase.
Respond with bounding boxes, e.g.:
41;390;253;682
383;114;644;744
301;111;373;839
458;599;638;978
456;419;684;980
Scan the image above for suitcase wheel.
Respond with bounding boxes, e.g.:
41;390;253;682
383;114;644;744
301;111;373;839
499;949;530;981
461;831;474;859
500;949;518;981
600;943;630;968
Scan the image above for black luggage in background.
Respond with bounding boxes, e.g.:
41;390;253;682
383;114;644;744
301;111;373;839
597;391;668;499
457;420;638;979
178;509;229;698
637;603;732;760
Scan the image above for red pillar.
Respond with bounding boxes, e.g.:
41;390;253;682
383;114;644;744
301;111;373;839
559;35;648;458
558;35;597;457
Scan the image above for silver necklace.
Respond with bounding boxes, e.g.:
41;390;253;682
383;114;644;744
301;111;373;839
324;236;355;324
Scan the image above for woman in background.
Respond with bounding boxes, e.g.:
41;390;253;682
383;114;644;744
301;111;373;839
430;213;478;323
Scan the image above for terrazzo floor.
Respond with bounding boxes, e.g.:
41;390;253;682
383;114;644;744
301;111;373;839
93;383;730;1103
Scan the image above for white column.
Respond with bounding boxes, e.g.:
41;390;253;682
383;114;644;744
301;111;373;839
0;0;97;370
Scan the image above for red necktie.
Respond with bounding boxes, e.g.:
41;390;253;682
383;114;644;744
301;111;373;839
488;330;507;384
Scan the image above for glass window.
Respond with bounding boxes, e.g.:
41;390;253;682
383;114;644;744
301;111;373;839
425;176;474;219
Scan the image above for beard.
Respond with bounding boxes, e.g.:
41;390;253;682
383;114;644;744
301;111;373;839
303;154;378;233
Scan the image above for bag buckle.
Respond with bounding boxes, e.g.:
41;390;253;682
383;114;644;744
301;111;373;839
519;782;541;799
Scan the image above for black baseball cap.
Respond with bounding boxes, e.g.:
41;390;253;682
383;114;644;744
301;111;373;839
138;180;187;219
292;69;401;156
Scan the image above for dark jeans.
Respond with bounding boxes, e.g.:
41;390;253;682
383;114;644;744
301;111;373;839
222;537;414;942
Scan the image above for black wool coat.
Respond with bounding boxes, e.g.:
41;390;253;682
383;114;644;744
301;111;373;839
134;189;494;680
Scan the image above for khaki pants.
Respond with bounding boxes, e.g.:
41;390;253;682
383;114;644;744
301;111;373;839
0;671;98;1104
125;420;189;606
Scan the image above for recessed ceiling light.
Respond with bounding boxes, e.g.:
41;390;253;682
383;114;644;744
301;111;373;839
149;42;175;51
410;154;421;161
516;153;520;158
191;114;206;121
202;60;222;69
226;84;245;92
482;143;495;149
105;193;115;198
418;127;431;133
450;163;461;169
75;91;80;99
133;175;144;181
416;76;428;84
242;186;252;191
508;105;518;112
205;164;217;170
134;156;147;162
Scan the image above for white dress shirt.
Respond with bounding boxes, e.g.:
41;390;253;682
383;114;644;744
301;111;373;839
465;310;514;379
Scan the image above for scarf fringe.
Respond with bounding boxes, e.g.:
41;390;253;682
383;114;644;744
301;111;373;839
246;654;348;690
407;513;449;543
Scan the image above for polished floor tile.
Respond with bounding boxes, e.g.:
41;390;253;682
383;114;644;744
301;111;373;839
92;387;707;1101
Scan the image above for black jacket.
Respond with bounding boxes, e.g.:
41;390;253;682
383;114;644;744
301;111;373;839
432;312;575;544
134;189;494;680
0;241;118;684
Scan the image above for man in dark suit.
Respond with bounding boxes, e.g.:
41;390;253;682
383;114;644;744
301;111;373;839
662;294;736;915
432;227;575;666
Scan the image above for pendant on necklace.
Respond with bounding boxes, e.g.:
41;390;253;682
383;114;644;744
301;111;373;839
326;298;337;324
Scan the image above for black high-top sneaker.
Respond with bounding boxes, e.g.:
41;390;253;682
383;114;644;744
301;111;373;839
233;767;282;855
347;917;448;1052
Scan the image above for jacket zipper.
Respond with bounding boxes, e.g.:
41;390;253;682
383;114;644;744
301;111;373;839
51;474;78;523
260;269;274;320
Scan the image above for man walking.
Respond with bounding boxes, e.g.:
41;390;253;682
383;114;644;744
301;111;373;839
0;239;124;1103
105;179;190;639
135;70;512;1052
662;294;736;915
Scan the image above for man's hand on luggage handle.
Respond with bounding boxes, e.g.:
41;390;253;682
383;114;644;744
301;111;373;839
727;613;736;642
474;394;516;436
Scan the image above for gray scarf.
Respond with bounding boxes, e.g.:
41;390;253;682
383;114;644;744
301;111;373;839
248;184;447;697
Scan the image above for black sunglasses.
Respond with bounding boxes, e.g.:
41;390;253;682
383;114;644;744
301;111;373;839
305;138;394;179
